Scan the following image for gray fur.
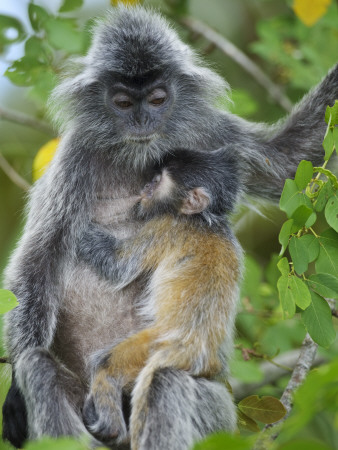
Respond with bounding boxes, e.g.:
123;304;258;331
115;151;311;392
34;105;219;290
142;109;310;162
2;4;338;449
135;368;236;450
15;347;91;441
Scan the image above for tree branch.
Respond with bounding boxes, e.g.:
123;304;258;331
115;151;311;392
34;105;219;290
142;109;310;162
231;348;325;400
265;333;318;438
0;106;52;135
180;16;293;113
0;153;31;191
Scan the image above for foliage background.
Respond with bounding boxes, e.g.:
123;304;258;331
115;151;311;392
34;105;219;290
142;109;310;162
0;0;337;449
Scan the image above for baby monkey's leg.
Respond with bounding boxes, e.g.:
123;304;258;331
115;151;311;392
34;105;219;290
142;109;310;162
83;328;158;444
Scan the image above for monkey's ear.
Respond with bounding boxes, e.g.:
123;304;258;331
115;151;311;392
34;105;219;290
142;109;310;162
180;187;210;215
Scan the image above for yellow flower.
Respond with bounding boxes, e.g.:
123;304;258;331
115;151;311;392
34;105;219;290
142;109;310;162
293;0;331;27
111;0;141;6
32;138;59;182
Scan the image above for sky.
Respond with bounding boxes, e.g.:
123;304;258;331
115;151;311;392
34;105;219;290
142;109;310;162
0;0;108;112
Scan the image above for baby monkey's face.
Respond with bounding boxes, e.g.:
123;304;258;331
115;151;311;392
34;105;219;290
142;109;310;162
140;169;175;206
141;174;162;200
140;169;210;216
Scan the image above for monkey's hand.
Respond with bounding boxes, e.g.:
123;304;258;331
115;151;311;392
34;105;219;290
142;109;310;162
77;223;120;280
83;373;128;445
2;376;28;449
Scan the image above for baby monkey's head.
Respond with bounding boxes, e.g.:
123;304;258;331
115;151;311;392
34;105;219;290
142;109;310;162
137;148;239;222
140;169;210;216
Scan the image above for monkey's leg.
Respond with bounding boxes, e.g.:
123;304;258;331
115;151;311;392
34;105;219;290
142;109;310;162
83;328;158;445
131;368;236;450
15;347;94;442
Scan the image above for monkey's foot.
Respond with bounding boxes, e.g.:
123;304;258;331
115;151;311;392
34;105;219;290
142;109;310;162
83;394;128;446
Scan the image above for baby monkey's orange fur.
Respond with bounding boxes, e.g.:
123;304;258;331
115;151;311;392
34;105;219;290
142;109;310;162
83;164;242;448
93;217;240;390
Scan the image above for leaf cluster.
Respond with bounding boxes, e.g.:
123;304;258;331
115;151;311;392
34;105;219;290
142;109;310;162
0;0;91;107
277;101;338;347
251;3;338;91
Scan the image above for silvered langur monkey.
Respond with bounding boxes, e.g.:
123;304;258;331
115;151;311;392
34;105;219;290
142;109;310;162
2;5;338;450
78;148;241;448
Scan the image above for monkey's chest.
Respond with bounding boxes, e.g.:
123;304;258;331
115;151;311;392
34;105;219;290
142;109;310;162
53;195;147;384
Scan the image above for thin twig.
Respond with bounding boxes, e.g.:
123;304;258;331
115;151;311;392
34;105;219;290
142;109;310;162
0;153;31;191
231;348;325;400
180;16;293;112
0;106;52;135
265;334;318;437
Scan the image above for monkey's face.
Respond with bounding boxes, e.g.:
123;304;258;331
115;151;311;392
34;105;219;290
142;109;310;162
104;72;174;145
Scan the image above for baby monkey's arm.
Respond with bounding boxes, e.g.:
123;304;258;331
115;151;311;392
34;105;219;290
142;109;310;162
78;223;147;287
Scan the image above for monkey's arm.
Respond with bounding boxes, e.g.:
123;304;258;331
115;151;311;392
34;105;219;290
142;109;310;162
78;222;147;287
2;136;94;446
226;63;338;200
4;137;93;363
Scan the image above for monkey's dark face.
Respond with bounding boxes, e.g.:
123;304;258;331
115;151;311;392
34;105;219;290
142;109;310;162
104;72;174;144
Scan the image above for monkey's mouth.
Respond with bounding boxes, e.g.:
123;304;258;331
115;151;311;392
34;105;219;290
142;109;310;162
126;133;158;143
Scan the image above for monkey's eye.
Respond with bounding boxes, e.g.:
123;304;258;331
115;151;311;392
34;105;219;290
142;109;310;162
113;93;133;109
148;88;167;106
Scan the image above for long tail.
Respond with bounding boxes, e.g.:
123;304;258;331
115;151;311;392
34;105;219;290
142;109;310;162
240;63;338;201
129;352;167;450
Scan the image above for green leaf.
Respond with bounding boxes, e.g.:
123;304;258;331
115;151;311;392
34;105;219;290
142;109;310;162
238;395;286;424
298;234;320;262
289;275;312;309
5;57;46;87
277;276;296;318
193;433;253;450
291;204;315;229
24;437;88;450
278;274;311;316
45;18;85;54
0;290;19;314
314;180;334;212
28;4;50;32
302;292;335;347
280;179;312;218
285;360;338;437
25;36;52;64
333;126;338;153
28;70;56;105
237;410;260;433
325;194;338;233
308;273;338;299
279;440;332;450
313;167;338;189
316;229;338;276
289;236;309;274
277;257;290;276
278;219;293;255
323;129;335;160
305;211;317;228
325;101;338;126
59;0;84;13
0;15;26;50
294;160;313;190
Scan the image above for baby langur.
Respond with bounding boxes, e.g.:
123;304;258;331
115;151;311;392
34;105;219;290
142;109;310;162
78;148;242;448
